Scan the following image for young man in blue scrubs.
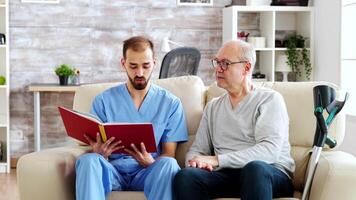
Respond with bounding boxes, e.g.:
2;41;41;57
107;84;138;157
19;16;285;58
75;36;188;200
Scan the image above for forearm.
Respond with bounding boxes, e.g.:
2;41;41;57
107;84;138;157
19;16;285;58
218;141;281;168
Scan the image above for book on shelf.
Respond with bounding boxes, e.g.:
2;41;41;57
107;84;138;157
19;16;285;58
58;106;157;153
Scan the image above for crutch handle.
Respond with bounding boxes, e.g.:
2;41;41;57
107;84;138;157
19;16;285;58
326;136;337;148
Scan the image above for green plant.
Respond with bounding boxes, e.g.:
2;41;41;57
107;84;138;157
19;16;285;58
284;35;312;80
301;47;312;80
0;75;5;85
55;64;74;77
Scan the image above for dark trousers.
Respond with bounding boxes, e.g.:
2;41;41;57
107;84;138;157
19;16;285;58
173;160;294;200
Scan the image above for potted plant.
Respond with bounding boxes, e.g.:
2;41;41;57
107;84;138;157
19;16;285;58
284;35;312;80
0;75;5;85
55;64;74;85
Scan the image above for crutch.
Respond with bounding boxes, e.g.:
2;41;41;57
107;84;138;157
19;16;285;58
301;85;349;200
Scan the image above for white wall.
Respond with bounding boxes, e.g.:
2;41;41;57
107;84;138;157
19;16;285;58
314;0;356;156
340;116;356;155
313;0;341;85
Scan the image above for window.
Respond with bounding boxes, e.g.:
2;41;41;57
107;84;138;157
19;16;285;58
341;0;356;115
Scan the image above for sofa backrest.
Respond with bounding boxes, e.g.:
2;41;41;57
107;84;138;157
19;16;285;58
73;76;346;191
73;76;206;167
206;81;346;191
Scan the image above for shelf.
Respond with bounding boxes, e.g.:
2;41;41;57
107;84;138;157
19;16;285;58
223;5;313;82
0;0;9;174
28;84;80;92
229;6;313;12
275;48;311;51
253;78;267;82
255;48;274;51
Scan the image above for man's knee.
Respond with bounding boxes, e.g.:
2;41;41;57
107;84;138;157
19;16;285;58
242;160;272;179
155;157;179;169
76;153;103;170
174;168;201;185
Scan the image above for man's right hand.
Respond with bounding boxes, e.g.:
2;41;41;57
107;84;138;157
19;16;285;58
84;133;124;160
188;160;214;172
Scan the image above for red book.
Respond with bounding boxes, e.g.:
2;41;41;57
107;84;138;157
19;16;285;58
58;106;157;153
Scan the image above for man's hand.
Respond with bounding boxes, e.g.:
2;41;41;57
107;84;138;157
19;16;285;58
124;142;155;168
84;133;124;160
188;155;219;172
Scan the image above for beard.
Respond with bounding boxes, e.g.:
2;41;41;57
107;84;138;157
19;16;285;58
128;74;151;90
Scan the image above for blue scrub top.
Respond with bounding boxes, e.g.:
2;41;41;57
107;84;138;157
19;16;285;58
90;83;188;173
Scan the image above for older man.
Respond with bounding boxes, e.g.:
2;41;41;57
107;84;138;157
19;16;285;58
173;40;295;200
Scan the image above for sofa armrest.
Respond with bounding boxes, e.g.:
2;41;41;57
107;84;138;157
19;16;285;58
309;151;356;200
17;146;89;200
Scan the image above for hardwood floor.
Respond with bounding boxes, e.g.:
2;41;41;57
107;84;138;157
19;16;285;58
0;169;20;200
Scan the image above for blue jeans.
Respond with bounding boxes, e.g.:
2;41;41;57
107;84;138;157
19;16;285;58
173;160;294;200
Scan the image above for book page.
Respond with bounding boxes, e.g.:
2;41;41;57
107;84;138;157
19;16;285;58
104;122;152;125
66;107;103;124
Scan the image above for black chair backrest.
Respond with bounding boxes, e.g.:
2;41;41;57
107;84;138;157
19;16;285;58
159;47;201;79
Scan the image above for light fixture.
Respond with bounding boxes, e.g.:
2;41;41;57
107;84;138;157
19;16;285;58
275;54;292;82
161;37;184;53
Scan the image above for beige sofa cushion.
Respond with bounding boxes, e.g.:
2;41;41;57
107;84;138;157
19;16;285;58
206;81;345;191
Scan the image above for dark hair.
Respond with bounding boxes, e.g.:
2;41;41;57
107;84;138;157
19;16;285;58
123;36;155;59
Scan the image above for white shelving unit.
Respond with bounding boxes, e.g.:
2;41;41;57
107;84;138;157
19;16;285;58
223;6;314;82
0;0;10;173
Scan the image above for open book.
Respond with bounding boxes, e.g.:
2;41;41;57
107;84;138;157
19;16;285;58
58;106;157;153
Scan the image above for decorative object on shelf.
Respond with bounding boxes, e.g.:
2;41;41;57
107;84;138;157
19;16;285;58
230;0;271;6
177;0;213;6
237;31;249;42
299;0;309;6
0;33;5;45
284;35;312;80
252;72;266;79
275;40;283;47
231;0;246;5
247;37;266;48
275;54;291;82
21;0;59;3
0;75;5;85
301;46;311;80
271;0;309;6
55;64;74;86
71;68;81;85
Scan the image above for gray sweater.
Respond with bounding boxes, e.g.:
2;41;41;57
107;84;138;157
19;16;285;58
186;87;295;177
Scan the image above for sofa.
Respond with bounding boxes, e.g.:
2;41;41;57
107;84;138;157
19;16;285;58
17;75;356;200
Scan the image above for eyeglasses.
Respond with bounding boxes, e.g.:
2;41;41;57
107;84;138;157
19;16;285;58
211;59;248;71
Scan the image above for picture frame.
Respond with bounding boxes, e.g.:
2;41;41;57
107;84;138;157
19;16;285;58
177;0;213;6
21;0;60;3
